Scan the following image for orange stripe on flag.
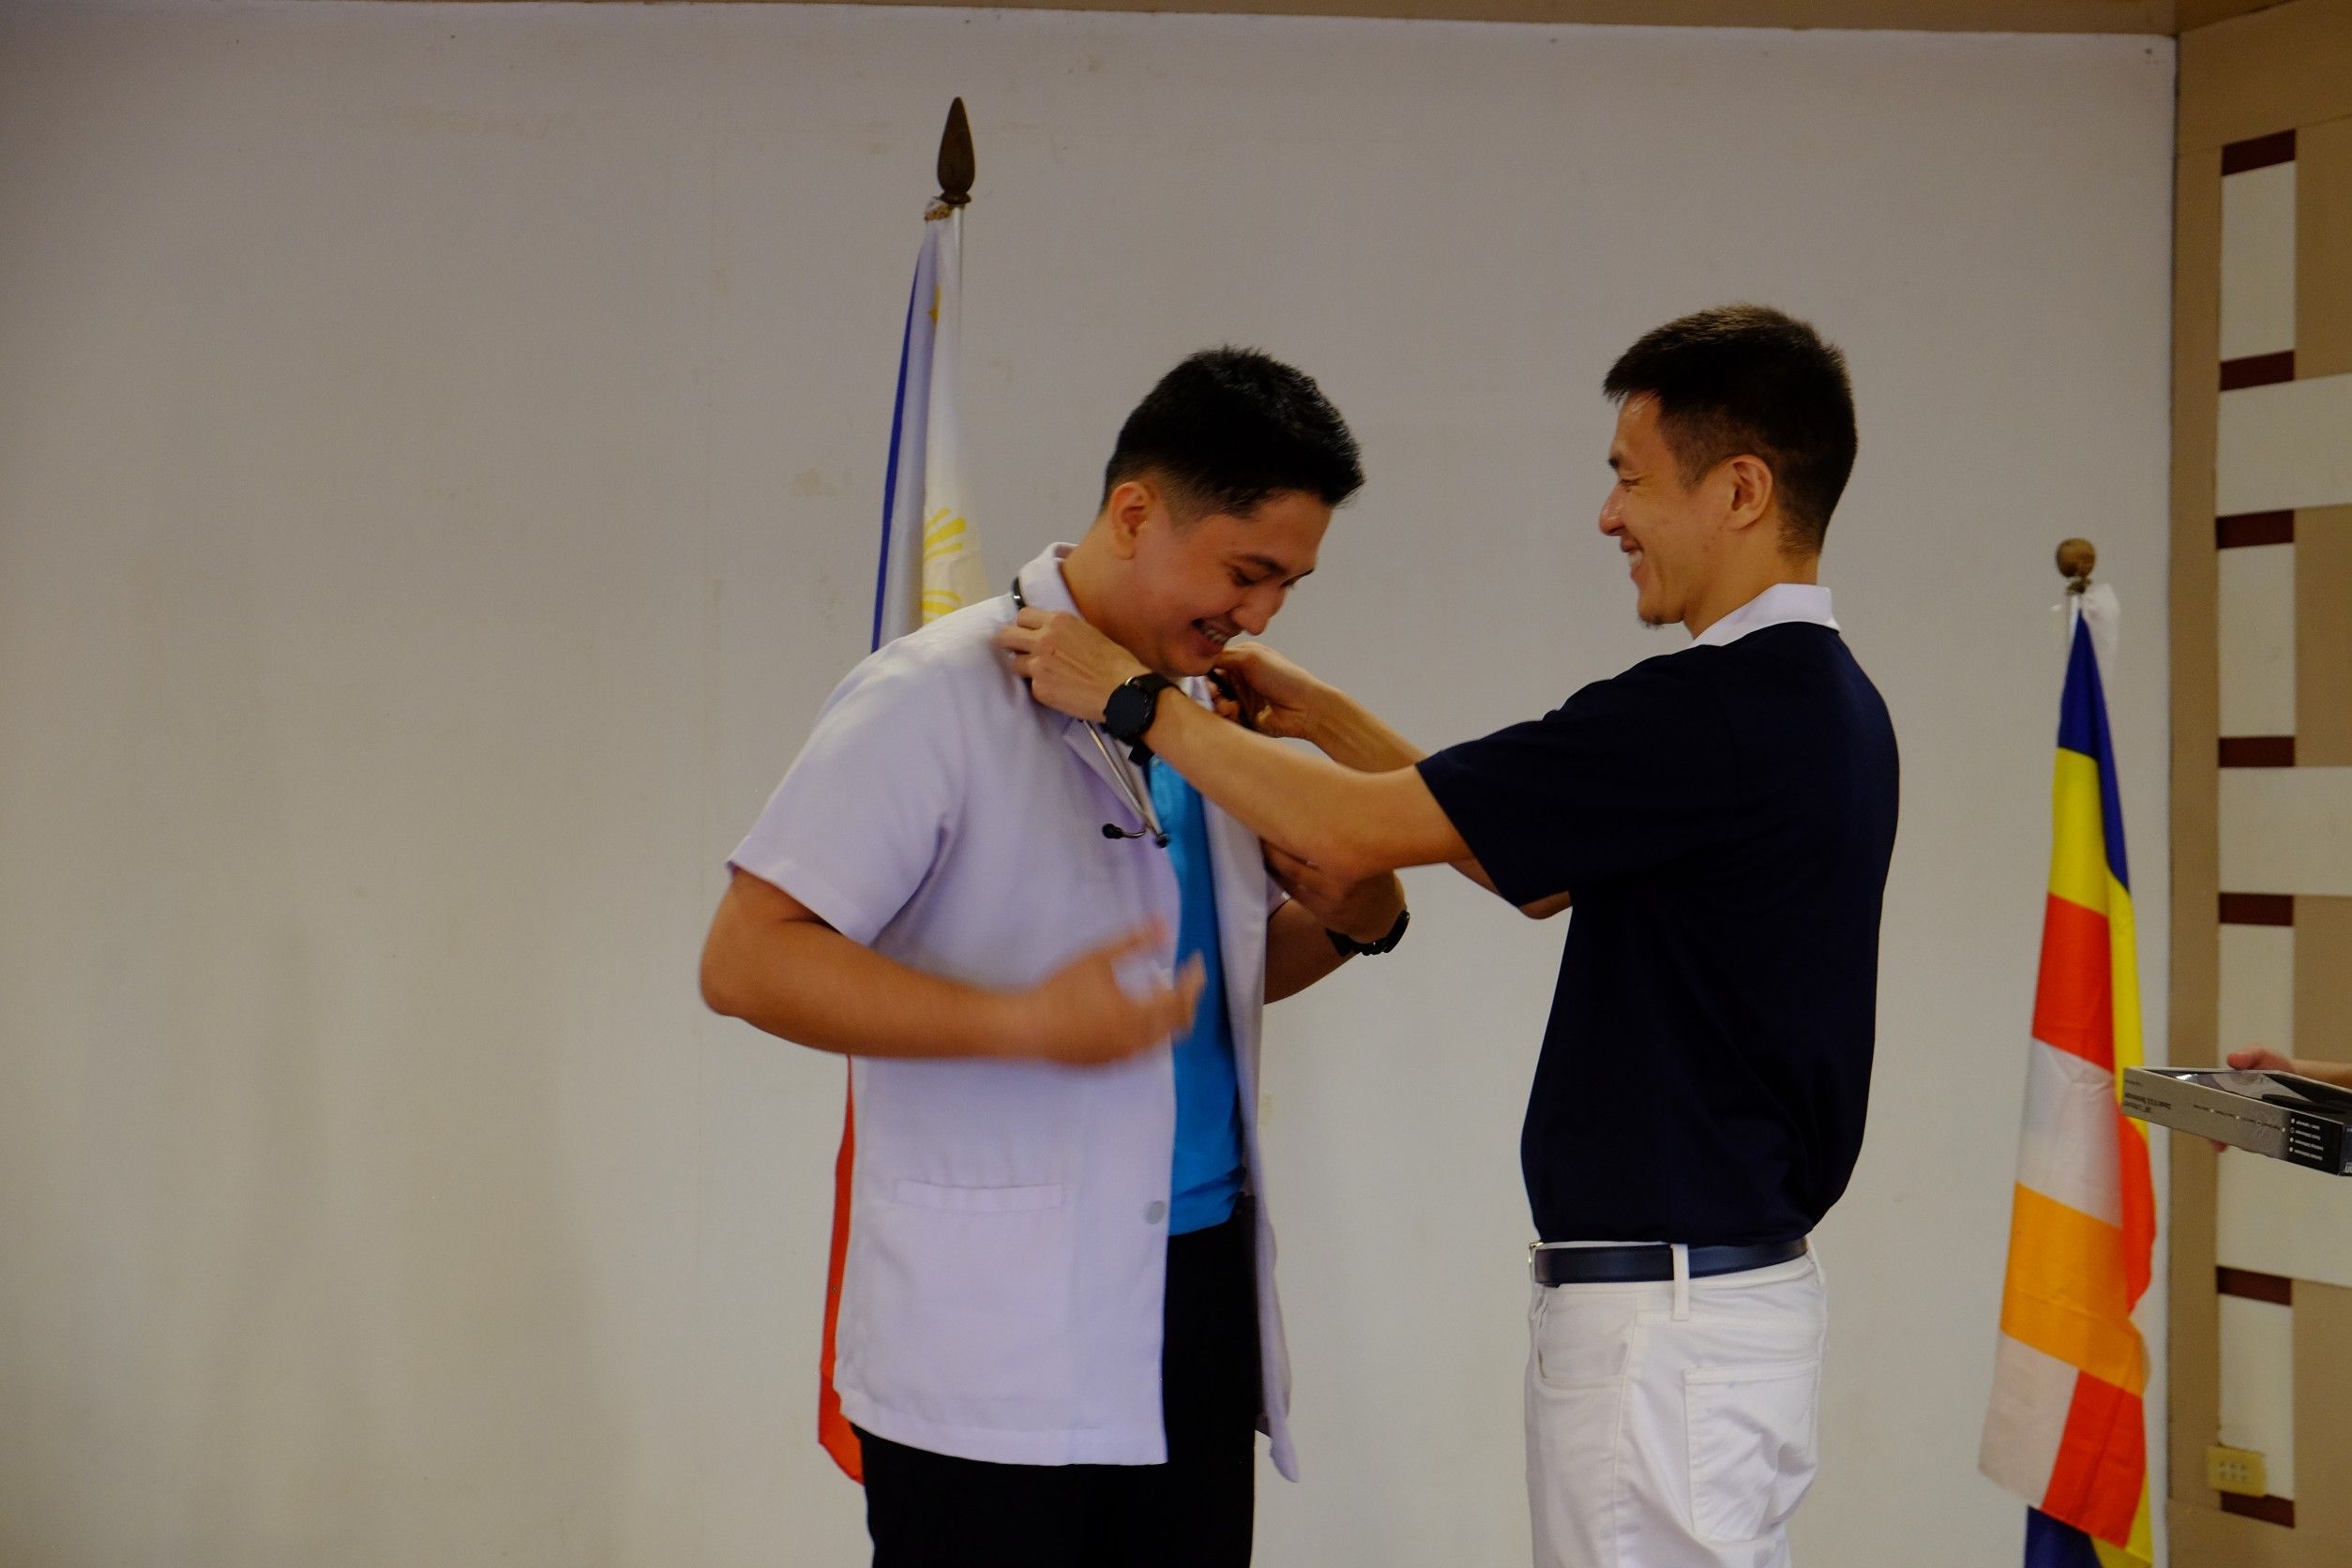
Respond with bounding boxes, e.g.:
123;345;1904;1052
2033;894;2115;1069
1998;1184;2146;1395
2043;1372;2147;1547
817;1073;863;1482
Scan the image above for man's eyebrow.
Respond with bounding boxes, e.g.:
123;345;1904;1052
1238;553;1313;580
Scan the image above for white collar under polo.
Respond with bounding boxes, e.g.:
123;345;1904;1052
1691;582;1840;649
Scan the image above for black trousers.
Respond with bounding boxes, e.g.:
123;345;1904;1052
856;1208;1260;1568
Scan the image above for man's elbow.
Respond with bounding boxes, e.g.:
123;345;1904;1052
699;935;748;1019
1311;825;1389;889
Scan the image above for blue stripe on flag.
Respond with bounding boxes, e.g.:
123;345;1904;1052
2025;1507;2106;1568
2056;613;2131;891
869;267;923;655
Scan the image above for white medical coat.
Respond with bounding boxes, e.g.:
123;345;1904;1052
729;542;1298;1476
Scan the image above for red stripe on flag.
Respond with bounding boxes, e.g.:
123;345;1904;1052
2032;894;2115;1069
2042;1373;2145;1546
817;1073;864;1482
2117;1108;2154;1306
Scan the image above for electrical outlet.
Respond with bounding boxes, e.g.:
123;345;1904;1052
2207;1444;2269;1497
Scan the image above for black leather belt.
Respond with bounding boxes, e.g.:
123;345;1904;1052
1529;1237;1807;1286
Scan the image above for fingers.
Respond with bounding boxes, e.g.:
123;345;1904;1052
1261;851;1307;902
1168;956;1206;1033
1206;670;1255;731
1214;641;1283;680
1097;917;1169;964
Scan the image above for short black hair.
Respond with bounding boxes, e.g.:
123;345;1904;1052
1103;348;1364;520
1602;305;1857;553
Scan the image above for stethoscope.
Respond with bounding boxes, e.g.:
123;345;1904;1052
1010;574;1169;848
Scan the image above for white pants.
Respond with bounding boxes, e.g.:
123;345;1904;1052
1524;1245;1827;1568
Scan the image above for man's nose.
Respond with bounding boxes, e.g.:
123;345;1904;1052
1598;495;1624;537
1234;589;1281;636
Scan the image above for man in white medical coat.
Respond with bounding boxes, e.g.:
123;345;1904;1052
701;349;1407;1567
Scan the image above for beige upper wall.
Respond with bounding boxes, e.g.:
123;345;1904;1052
595;0;2279;35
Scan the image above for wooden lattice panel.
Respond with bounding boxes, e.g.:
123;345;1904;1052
2170;4;2352;1562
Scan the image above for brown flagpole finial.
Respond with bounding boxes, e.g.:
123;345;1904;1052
2056;537;2097;594
936;98;974;208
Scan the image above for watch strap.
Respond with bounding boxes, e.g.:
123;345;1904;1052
1103;672;1174;762
1326;905;1410;957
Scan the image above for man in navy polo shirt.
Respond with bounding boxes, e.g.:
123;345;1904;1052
1001;305;1899;1568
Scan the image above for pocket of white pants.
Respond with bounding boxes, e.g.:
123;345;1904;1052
1531;1286;1641;1388
1682;1356;1820;1543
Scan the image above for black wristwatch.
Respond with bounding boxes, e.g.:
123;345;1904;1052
1327;906;1410;957
1102;672;1174;763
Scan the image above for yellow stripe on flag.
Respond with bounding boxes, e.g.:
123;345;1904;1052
1998;1184;2146;1395
2048;750;2110;914
2103;1481;2154;1566
2107;877;2144;1083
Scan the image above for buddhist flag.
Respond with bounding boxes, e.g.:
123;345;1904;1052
1980;586;2156;1566
820;105;988;1484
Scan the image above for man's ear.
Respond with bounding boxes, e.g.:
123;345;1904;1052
1721;454;1776;535
1103;479;1156;560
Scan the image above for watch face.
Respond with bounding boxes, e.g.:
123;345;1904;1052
1104;683;1143;741
1106;676;1165;743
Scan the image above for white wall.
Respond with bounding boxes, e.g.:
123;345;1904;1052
0;5;2175;1564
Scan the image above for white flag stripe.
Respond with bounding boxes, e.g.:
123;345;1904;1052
1979;1333;2078;1503
2015;1037;2127;1225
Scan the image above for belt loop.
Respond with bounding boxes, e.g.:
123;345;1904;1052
1670;1244;1692;1320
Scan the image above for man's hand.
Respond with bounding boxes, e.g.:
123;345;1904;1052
1265;843;1405;945
996;610;1147;724
1211;642;1332;743
2208;1047;2352;1148
2226;1047;2352;1092
1006;923;1204;1066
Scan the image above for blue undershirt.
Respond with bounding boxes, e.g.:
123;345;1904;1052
1151;761;1245;1235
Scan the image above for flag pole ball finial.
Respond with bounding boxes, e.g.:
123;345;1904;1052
936;98;975;208
2056;538;2096;593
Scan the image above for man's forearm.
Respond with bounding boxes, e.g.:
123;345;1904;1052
1290;684;1566;916
1298;685;1425;773
1141;698;1464;883
1264;898;1349;1003
703;912;1019;1059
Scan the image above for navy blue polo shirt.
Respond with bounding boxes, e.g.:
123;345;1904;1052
1417;613;1898;1245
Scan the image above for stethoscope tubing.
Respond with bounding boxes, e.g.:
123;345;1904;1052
1010;573;1168;848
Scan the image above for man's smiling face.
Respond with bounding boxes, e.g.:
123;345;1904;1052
1599;393;1728;630
1125;489;1329;676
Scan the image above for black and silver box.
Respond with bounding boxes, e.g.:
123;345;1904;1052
2123;1066;2352;1175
